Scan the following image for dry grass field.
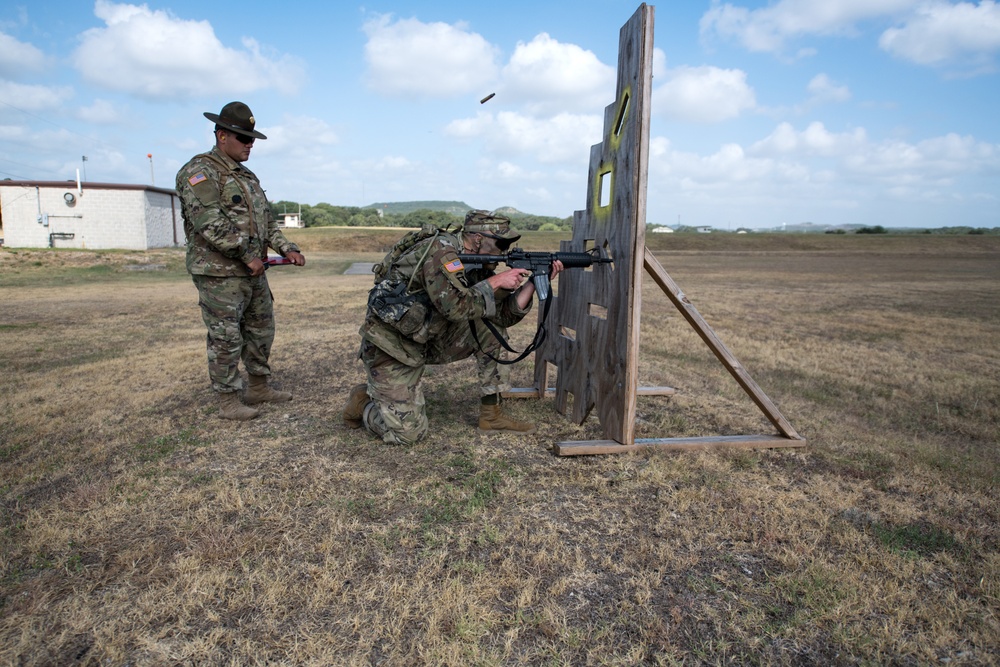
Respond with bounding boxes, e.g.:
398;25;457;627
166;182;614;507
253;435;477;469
1;231;997;666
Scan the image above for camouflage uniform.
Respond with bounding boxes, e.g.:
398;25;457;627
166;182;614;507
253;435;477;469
358;228;531;445
176;146;300;393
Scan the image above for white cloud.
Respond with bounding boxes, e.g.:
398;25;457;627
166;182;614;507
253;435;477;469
251;114;340;181
72;0;305;100
806;73;851;104
499;33;615;113
879;1;1000;69
445;110;601;164
700;0;918;53
0;31;48;77
445;111;494;139
0;81;73;111
652;65;756;123
844;132;999;187
77;99;123;124
652;48;668;78
650;121;999;213
362;14;500;97
751;121;867;156
258;114;338;152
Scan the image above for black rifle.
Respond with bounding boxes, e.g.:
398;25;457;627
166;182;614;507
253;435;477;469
457;247;611;301
456;247;612;364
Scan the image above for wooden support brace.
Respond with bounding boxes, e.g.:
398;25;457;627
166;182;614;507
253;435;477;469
643;248;801;440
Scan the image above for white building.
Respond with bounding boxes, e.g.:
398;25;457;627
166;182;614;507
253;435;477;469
278;212;304;228
0;180;182;249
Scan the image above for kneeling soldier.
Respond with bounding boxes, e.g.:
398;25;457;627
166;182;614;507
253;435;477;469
343;210;562;444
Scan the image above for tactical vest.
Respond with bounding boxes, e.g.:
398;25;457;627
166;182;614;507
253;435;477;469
367;225;452;344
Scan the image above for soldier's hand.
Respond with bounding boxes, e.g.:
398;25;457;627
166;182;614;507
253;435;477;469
247;258;266;276
286;251;306;266
487;268;530;292
550;260;565;279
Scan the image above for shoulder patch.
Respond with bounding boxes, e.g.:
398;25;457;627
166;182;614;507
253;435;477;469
188;172;208;187
443;258;464;273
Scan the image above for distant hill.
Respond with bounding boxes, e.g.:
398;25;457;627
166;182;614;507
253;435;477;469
363;201;534;217
364;201;472;216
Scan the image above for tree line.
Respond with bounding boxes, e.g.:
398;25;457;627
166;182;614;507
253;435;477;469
269;201;573;232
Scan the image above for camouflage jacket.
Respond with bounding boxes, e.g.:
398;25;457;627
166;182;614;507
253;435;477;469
361;229;532;366
175;147;299;276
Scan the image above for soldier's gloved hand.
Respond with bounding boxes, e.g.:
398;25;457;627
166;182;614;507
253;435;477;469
285;251;306;266
247;257;266;276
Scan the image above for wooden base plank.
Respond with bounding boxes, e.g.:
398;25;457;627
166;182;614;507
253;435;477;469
503;387;556;399
505;386;674;399
637;386;675;396
553;434;807;456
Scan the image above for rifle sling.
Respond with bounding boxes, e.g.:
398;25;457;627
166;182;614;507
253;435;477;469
469;294;551;366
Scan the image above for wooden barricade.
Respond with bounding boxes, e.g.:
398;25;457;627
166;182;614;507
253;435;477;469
511;4;806;456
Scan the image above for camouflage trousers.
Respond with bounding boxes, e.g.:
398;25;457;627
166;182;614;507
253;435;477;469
192;274;275;393
360;320;510;446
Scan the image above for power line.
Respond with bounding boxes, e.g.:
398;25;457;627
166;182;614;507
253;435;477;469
0;156;64;178
0;99;124;154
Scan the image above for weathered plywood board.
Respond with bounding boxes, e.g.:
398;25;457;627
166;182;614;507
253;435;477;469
532;4;654;445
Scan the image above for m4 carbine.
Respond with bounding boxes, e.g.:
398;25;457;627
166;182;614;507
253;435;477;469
457;247;612;301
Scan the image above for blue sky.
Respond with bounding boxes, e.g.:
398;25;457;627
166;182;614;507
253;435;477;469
1;0;998;229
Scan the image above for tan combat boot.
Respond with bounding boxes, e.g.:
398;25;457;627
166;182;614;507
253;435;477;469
479;403;536;434
218;391;260;421
342;383;371;429
245;374;292;404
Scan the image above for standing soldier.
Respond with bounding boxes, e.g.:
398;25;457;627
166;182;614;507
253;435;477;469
176;101;305;420
343;210;562;445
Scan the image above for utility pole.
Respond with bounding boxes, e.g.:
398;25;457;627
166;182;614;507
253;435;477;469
147;153;155;185
81;156;88;181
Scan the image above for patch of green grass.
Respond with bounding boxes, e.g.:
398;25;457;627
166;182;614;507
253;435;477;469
132;428;205;463
912;443;999;492
187;472;216;486
343;497;380;520
0;442;27;462
21;348;125;373
773;563;851;628
372;524;404;553
420;459;515;529
872;520;960;559
81;264;114;276
726;449;763;471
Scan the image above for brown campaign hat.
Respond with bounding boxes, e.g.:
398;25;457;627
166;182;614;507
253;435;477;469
203;101;267;140
463;209;520;244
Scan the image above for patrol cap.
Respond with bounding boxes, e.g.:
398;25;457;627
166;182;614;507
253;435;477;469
463;209;520;245
203;101;267;140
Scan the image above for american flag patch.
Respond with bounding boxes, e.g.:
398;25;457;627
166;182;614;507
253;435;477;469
188;172;208;186
443;258;464;273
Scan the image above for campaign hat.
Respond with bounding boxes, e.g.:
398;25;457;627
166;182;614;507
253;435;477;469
203;101;267;140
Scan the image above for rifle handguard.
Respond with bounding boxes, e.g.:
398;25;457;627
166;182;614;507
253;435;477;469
456;247;612;300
